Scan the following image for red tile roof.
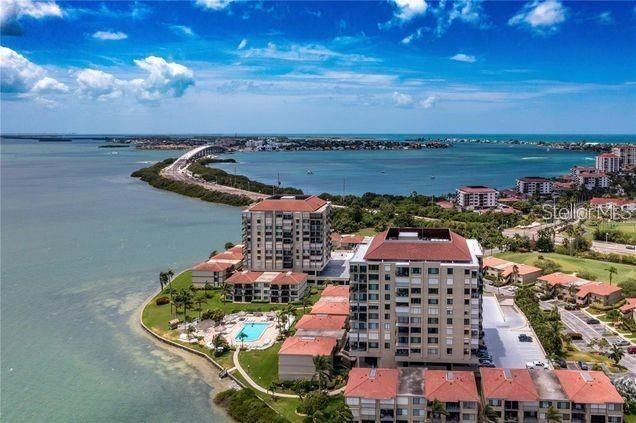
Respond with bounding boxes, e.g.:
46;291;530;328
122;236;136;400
226;270;307;285
480;368;539;402
344;368;399;400
620;298;636;313
211;245;243;261
457;185;497;194
321;285;350;298
310;297;350;316
590;197;636;207
554;370;624;404
598;153;619;158
248;195;327;212
500;263;542;277
192;261;235;272
483;257;511;268
278;336;337;356
575;282;622;299
424;370;479;402
295;314;347;331
538;272;582;287
518;177;551;183
364;228;472;262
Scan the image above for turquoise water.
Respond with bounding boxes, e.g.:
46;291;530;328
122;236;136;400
0;136;630;421
1;139;241;422
235;323;269;342
215;142;601;196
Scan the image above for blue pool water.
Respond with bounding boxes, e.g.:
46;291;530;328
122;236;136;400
235;323;269;341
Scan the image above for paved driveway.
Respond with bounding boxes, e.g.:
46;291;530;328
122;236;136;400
482;295;548;368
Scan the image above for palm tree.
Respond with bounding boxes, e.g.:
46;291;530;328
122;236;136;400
167;268;174;282
481;404;499;423
608;344;625;365
567;283;578;303
511;265;520;285
220;282;232;301
159;271;167;291
301;295;311;314
194;295;207;319
237;331;248;350
546;405;562;422
312;355;332;391
606;266;618;285
429;399;448;422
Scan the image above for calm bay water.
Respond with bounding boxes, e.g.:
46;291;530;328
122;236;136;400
1;139;241;422
216;142;598;196
0;136;632;422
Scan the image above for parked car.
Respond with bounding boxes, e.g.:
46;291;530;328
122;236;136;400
627;346;636;354
552;357;567;369
626;245;635;250
479;358;494;365
586;318;600;324
614;339;630;347
526;361;546;369
479;362;496;368
578;361;589;370
518;334;533;342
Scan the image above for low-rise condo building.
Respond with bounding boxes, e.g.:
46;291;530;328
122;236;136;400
480;368;541;422
455;186;498;210
590;197;636;213
516;177;553;196
225;270;308;303
575;171;609;190
595;153;621;173
483;257;542;285
554;370;624;423
612;145;636;170
344;368;479;423
349;227;483;368
278;336;337;381
575;282;623;307
192;244;243;288
242;194;332;278
537;272;590;301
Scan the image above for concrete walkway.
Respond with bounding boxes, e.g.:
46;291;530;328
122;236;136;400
232;348;347;398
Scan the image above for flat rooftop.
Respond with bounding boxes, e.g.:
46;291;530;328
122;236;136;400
528;369;568;401
398;368;424;396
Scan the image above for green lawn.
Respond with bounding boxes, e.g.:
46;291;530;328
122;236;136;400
142;270;304;334
496;252;636;285
231;372;302;423
355;227;377;236
626;415;636;423
238;342;282;388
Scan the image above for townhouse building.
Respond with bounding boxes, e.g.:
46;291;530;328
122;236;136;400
224;270;308;303
344;368;479;423
516;177;554;196
348;227;483;368
455;186;498;211
192;244;243;288
242;194;332;277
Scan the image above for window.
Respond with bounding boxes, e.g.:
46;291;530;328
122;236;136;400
385;284;391;290
428;268;439;275
557;402;570;410
369;342;379;348
428;317;439;324
385;294;391;301
447;299;453;305
489;399;502;407
447;288;453;295
446;348;453;354
428;288;439;295
384;274;391;281
447;268;454;275
384;342;391;349
412;267;421;275
540;401;552;409
428;298;438;305
396;267;410;277
447;318;453;324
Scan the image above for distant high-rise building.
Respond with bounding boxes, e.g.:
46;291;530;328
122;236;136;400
242;194;332;277
595;153;621;173
612;145;636;170
455;186;498;210
348;227;483;368
516;177;554;196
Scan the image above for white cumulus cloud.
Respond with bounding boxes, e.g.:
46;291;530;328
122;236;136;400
451;53;476;63
129;56;195;101
401;28;422;44
0;46;66;94
392;91;414;107
75;68;125;100
171;25;195;37
508;0;566;34
0;0;62;25
237;38;248;50
389;0;427;22
92;30;128;41
419;95;438;109
195;0;234;10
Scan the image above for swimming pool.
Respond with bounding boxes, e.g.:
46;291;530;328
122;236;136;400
235;322;269;342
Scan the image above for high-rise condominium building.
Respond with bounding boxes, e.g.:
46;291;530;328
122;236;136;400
595;153;621;173
516;177;554;196
242;195;332;277
349;228;483;368
612;145;636;170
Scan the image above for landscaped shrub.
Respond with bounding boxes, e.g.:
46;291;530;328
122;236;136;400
213;388;289;423
155;296;170;306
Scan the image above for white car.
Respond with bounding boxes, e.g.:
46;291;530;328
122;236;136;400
526;360;547;369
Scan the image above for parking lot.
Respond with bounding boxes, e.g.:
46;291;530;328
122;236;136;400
482;295;548;368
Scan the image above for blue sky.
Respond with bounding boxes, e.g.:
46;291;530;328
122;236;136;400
1;0;635;134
